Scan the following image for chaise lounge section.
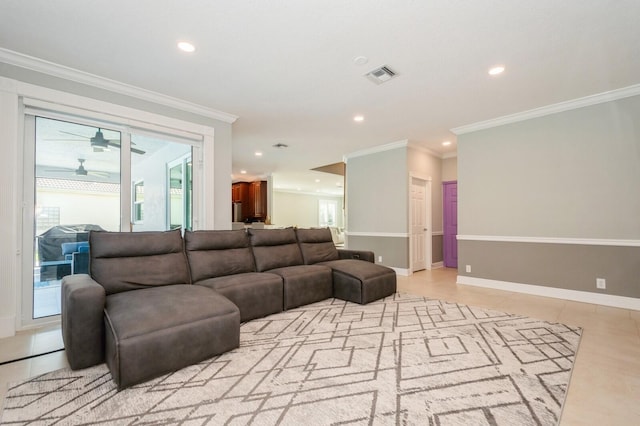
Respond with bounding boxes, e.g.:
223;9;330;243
62;230;240;390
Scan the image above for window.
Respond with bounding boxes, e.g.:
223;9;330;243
133;181;144;223
318;199;338;227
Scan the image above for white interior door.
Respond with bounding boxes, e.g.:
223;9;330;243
410;177;431;272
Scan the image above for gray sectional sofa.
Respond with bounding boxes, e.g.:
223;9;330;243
61;227;396;390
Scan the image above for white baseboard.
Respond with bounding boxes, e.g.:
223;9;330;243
392;267;411;276
431;261;444;269
0;314;16;338
457;275;640;311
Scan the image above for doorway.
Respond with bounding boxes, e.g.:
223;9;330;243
23;115;198;323
410;176;432;273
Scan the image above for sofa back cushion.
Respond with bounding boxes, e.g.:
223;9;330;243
184;230;256;282
295;228;340;264
90;229;190;295
248;228;303;272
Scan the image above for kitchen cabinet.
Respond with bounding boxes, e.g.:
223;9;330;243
251;181;267;221
232;181;266;221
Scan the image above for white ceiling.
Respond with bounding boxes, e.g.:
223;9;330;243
2;0;640;193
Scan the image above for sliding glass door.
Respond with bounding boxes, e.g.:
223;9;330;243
24;115;198;322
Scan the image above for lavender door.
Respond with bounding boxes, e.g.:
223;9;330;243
443;181;458;268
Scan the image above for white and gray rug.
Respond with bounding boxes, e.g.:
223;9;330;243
1;293;581;425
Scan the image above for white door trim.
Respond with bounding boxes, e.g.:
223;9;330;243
409;174;432;273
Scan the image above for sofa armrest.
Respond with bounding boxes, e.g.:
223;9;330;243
337;249;375;263
61;274;106;369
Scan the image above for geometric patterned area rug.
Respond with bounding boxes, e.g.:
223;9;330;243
1;293;582;426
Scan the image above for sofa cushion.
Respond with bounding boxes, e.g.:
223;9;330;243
268;264;333;310
248;228;303;272
90;229;190;295
295;228;340;264
197;272;283;322
184;230;256;281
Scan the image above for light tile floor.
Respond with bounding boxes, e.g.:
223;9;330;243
1;268;639;424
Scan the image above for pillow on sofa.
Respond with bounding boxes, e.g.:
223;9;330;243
295;228;339;264
248;228;303;272
184;230;256;281
90;229;190;295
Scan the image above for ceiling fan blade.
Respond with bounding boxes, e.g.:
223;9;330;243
43;138;86;141
107;141;146;154
88;171;111;177
44;168;74;173
59;130;90;138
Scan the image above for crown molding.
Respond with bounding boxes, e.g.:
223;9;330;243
344;139;408;161
451;83;640;135
407;142;442;159
0;48;238;124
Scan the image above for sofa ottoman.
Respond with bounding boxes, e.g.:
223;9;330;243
295;228;397;304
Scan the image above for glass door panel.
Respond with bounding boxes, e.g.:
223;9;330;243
33;117;121;318
130;134;192;232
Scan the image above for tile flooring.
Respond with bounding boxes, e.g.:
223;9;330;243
1;268;639;424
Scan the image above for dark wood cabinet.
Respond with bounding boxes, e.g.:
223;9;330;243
232;181;266;221
251;181;267;221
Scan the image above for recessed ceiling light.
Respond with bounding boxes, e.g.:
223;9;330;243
354;115;364;122
255;151;263;157
315;179;321;183
442;141;452;146
240;170;247;174
177;41;196;53
353;56;369;66
488;65;505;76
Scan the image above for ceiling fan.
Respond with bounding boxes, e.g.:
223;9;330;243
45;158;111;178
55;129;146;154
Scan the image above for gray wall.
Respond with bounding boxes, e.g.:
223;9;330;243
442;156;457;182
346;146;408;268
346;147;408;233
457;94;640;298
346;144;449;270
0;63;227;127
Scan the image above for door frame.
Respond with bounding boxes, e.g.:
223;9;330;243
18;107;206;330
442;180;458;268
408;173;432;273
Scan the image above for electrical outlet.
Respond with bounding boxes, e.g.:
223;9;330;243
378;255;383;263
596;278;606;289
465;265;471;273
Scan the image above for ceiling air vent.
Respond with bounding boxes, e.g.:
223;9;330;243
365;65;397;85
